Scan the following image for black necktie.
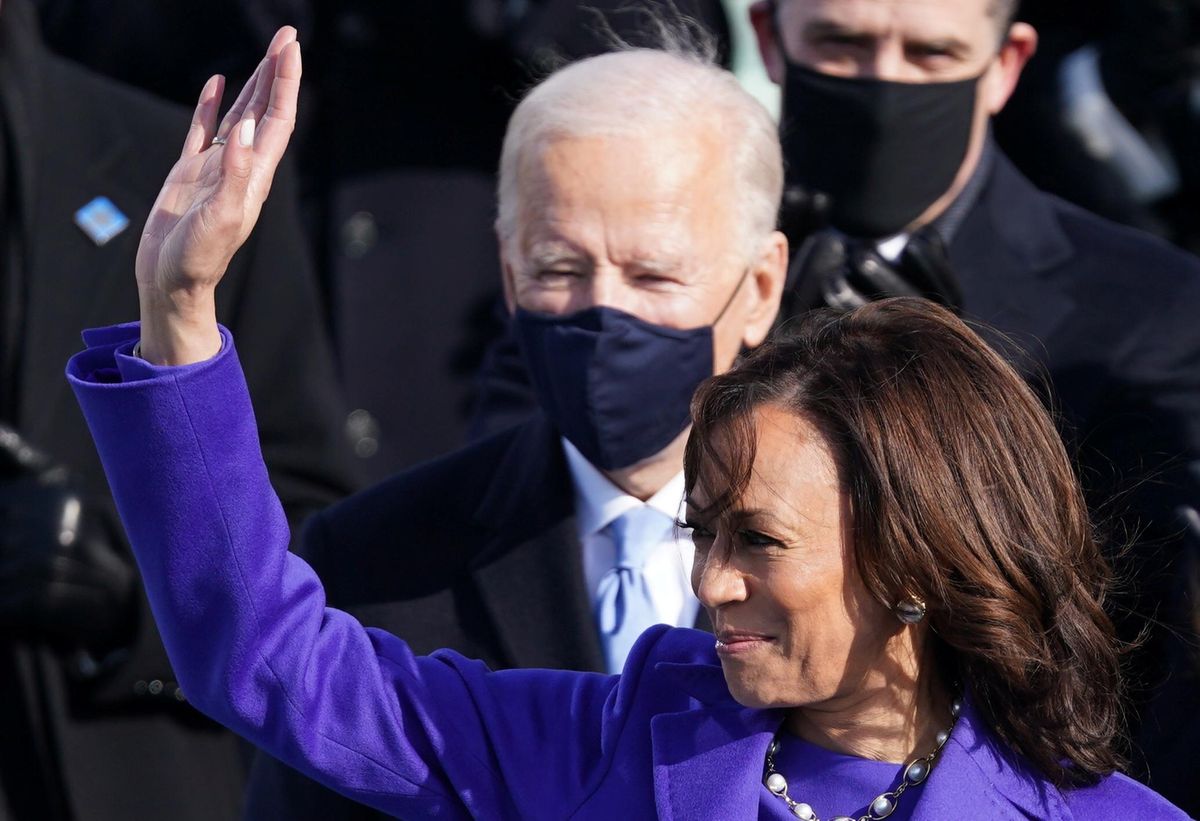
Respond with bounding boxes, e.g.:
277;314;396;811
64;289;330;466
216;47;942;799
783;226;962;318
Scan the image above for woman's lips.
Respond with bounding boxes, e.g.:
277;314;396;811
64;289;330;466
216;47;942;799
715;633;775;656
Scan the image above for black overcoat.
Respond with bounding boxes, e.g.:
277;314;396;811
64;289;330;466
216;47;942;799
0;1;357;817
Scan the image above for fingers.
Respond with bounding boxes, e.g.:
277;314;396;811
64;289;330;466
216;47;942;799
226;117;256;185
243;27;298;126
208;116;257;227
203;27;300;227
215;56;268;140
254;40;302;163
181;75;225;159
266;25;299;60
216;26;297;140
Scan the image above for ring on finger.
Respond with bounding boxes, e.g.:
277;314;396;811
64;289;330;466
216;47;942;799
211;135;228;147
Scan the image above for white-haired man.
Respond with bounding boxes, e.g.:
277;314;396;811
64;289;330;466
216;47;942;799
231;42;786;817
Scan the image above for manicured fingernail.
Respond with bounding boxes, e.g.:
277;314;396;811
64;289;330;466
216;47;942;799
239;117;255;147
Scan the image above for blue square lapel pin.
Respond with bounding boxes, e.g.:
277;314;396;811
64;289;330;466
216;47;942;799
74;196;130;246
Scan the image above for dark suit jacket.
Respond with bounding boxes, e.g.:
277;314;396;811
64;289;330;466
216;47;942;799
0;1;357;818
245;415;711;818
951;150;1200;578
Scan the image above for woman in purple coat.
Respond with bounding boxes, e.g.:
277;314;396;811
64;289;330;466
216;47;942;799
69;29;1188;820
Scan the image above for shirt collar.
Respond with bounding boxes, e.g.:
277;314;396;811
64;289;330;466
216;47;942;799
875;232;909;262
561;438;686;539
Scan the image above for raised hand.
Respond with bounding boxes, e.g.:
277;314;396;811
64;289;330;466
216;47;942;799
135;27;302;365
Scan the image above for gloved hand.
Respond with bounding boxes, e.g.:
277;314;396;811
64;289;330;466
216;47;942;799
783;226;963;317
0;425;135;652
777;183;832;252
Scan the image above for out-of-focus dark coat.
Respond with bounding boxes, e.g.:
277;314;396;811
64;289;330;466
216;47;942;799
33;0;733;480
0;1;357;817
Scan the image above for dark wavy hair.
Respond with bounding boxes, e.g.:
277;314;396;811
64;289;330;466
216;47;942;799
684;298;1123;786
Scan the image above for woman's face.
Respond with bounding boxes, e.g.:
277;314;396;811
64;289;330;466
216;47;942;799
685;405;907;711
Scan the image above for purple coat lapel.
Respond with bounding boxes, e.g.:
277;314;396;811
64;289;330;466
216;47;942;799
648;658;1075;821
650;660;784;820
911;699;1071;821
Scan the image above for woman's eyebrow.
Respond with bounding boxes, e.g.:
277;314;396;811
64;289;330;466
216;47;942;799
681;502;787;529
730;508;791;531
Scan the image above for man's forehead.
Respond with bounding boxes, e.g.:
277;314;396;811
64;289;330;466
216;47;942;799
521;130;720;194
512;133;735;266
785;0;994;41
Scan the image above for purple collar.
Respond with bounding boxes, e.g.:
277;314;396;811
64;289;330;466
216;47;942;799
650;655;1072;820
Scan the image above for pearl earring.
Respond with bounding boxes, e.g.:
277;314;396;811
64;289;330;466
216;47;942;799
894;597;926;625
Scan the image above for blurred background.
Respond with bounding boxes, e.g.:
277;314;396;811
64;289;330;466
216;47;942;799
29;0;1198;482
31;0;757;482
1;1;1197;818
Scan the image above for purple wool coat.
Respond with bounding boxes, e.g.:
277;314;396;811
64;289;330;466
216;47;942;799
67;324;1190;820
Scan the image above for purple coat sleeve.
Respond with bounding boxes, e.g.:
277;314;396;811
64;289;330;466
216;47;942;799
65;324;628;819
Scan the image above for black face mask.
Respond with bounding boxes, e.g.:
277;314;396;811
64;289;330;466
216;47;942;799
779;60;980;239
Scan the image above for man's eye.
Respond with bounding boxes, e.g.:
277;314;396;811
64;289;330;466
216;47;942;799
635;274;673;286
908;46;952;59
813;33;871;50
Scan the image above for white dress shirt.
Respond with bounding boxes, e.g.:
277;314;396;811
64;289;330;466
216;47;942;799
561;439;701;634
876;232;910;262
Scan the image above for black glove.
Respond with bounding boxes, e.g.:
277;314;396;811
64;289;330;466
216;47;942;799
777;183;832;251
782;226;963;318
0;425;135;652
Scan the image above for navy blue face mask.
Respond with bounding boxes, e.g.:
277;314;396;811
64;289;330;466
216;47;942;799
513;279;746;471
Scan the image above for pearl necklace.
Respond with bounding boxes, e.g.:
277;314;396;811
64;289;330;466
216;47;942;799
763;697;962;821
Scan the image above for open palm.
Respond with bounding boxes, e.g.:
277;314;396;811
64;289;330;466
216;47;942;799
134;27;301;362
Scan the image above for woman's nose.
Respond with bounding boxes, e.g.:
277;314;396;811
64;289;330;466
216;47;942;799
694;547;748;609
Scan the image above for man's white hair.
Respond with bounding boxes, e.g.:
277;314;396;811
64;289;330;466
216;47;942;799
496;47;783;260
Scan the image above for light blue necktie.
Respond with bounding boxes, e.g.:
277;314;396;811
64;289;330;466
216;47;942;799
596;506;670;674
